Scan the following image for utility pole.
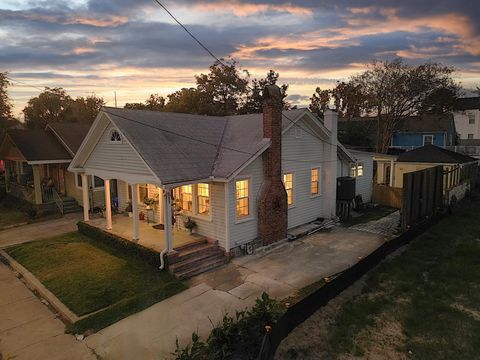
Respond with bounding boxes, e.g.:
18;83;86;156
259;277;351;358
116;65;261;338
114;91;117;108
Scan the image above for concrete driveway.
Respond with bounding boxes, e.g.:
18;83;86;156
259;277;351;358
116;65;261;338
0;261;95;360
86;226;388;360
0;213;82;249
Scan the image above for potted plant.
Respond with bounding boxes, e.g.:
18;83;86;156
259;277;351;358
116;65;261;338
183;216;197;234
125;201;133;217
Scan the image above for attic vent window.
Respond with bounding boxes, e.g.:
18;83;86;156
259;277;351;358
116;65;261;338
110;130;122;143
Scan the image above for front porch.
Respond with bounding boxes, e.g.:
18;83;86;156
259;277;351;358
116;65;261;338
88;214;204;252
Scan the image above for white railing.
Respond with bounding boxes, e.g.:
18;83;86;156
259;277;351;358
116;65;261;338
41;185;64;214
52;187;64;214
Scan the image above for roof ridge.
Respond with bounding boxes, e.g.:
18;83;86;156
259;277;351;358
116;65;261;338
209;117;229;177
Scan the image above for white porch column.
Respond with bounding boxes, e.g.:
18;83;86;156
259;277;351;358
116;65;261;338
131;184;139;241
389;159;394;187
104;179;112;230
163;187;173;252
32;165;43;205
81;174;89;222
157;187;164;225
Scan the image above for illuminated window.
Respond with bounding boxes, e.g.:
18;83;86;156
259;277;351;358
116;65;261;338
350;162;364;177
236;179;249;218
179;185;193;212
110;130;122;143
138;184;149;203
283;172;294;206
311;168;319;195
197;183;210;215
357;162;364;177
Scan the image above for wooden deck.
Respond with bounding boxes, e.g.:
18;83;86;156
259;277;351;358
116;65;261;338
89;214;203;252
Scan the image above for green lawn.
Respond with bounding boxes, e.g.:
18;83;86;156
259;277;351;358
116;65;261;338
6;232;187;334
0;205;28;229
281;199;480;360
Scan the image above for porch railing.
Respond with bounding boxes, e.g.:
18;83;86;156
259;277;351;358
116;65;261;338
9;182;36;203
41;186;64;214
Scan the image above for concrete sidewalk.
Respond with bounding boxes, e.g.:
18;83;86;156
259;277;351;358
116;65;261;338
0;262;95;360
86;227;388;360
0;213;82;249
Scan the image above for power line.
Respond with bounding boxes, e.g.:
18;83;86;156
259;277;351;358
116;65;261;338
151;0;226;67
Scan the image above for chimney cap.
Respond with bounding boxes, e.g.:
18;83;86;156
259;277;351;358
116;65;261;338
263;85;282;101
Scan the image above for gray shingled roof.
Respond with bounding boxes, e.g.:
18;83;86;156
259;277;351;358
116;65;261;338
102;107;308;184
47;123;92;155
3;129;71;162
397;145;477;164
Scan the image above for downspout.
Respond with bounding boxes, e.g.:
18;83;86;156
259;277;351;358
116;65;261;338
159;248;168;270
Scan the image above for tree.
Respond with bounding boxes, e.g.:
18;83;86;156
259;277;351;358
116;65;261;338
68;95;105;124
240;70;289;114
24;87;72;129
125;94;166;111
0;72;21;132
309;87;330;117
23;88;105;128
350;59;459;153
195;59;249;116
331;81;370;119
0;73;13;123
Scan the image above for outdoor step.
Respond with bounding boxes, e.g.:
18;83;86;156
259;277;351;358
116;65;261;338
63;207;82;214
169;251;225;273
169;243;220;264
173;238;208;252
174;257;228;280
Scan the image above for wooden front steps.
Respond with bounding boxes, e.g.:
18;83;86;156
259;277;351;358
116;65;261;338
168;238;228;280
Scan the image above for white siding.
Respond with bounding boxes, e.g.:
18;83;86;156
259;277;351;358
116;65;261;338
354;153;374;202
337;159;351;177
282;119;325;229
190;182;227;249
84;123;152;176
228;157;263;248
227;117;327;249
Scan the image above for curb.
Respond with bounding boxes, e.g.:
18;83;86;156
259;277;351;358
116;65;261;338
0;249;80;324
0;222;29;232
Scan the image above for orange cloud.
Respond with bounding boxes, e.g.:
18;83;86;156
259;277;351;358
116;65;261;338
65;15;128;27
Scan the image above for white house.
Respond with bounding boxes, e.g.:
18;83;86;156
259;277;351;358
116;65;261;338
69;86;342;277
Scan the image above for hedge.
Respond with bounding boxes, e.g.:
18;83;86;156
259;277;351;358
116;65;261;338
77;221;161;267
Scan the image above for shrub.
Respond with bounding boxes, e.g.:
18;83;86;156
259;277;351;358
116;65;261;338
77;221;160;267
172;293;284;360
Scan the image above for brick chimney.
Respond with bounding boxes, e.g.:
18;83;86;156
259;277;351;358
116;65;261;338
322;109;338;218
257;85;288;245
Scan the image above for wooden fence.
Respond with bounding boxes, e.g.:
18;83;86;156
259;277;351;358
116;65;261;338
372;184;403;208
401;166;444;231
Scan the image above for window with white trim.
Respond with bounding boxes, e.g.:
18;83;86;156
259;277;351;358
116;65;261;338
283;172;294;206
423;135;434;146
197;183;210;215
76;174;104;189
138;184;149;203
178;185;193;212
110;130;122;143
311;168;319;195
468;112;475;124
357;162;364;177
236;179;249;218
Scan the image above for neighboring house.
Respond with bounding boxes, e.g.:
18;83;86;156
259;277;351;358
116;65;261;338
0;123;104;212
69;90;341;258
376;145;478;189
454;97;480;141
390;114;456;150
338;114;457;152
337;146;374;203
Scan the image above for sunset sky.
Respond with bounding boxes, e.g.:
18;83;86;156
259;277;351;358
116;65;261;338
1;0;480;116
